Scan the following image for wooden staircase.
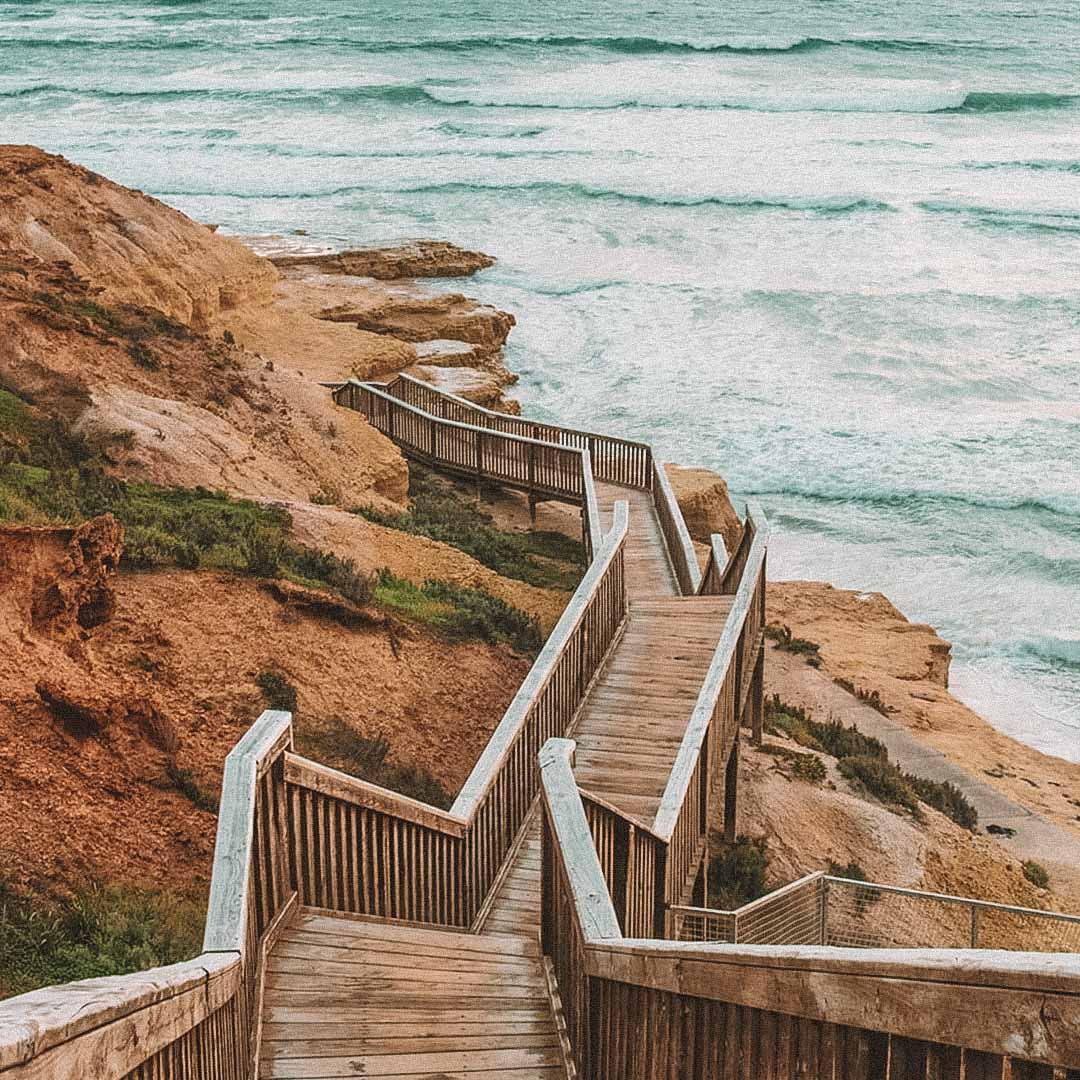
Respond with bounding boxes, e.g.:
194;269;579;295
256;484;732;1078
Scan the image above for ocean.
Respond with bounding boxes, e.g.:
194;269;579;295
2;0;1078;760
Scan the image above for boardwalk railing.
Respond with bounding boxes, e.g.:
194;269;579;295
540;737;1080;1079
0;387;766;1080
672;873;1080;952
335;374;702;594
283;500;629;930
0;710;295;1080
652;502;767;913
375;372;653;487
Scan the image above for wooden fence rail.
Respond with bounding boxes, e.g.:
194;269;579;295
378;372;654;488
333;375;702;591
0;710;295;1080
280;500;629;932
540;737;1080;1079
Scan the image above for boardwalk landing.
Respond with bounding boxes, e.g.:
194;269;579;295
259;484;733;1079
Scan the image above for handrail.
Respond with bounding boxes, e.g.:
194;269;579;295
697;532;728;595
0;709;296;1080
382;372;654;488
452;502;628;818
540;736;1080;1077
336;377;606;555
649;459;702;595
653;502;769;839
338;375;710;596
280;500;630;929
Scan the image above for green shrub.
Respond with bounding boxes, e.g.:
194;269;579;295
707;835;769;909
127;343;160;371
241;524;283;577
0;880;204;999
375;571;542;655
165;761;218;813
758;742;827;785
909;776;979;831
354;465;585;590
765;623;822;667
1022;860;1050;889
827;860;868;882
294;718;450;809
767;694;979;830
838;755;922;817
257;670;298;714
285;548;374;607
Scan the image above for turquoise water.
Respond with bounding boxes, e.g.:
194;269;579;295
3;1;1078;759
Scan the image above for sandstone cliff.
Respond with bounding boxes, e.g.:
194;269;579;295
0;146;276;331
666;464;743;555
0;518;532;897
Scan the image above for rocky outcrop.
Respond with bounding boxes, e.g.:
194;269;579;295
271;240;495;280
0;146;277;330
406;363;519;413
319;292;515;355
665;464;743;555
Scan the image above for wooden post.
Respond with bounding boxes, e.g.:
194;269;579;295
751;649;764;746
723;741;739;844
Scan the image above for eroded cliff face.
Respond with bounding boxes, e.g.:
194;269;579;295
666;464;744;555
0;146;277;331
0;518;533;897
767;580;1080;843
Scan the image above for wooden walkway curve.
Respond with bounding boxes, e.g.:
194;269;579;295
256;482;731;1078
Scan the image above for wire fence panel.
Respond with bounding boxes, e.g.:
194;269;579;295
671;876;1080;954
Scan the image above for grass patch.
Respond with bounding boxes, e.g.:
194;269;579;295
1;388;538;656
766;696;978;830
1022;860;1050;889
354;464;585;591
375;571;542;656
164;761;218;813
0;880;204;999
294;718;450;809
758;742;827;785
765;623;821;667
257;670;299;714
707;835;769;909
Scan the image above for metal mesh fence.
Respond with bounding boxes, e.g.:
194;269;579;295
671;875;1080;953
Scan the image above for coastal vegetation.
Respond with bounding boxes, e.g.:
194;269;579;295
765;697;978;830
765;623;822;667
707;835;770;908
0;385;541;656
354;463;586;591
0;879;204;1000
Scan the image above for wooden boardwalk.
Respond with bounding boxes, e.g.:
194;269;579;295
258;484;734;1077
261;911;565;1079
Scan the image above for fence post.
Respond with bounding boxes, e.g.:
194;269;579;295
970;905;980;948
819;877;829;945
